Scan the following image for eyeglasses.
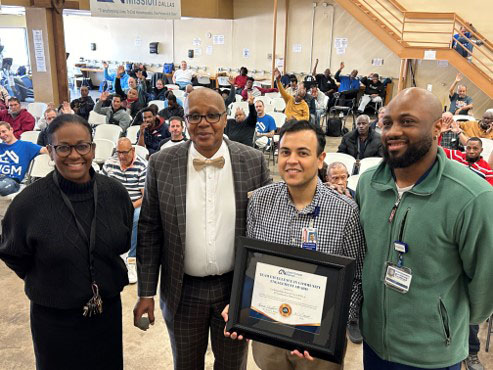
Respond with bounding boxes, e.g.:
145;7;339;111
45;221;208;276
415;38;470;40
50;142;94;157
116;148;133;155
186;112;226;125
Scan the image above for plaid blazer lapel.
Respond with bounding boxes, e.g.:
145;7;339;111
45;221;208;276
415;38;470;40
226;139;247;238
172;141;191;251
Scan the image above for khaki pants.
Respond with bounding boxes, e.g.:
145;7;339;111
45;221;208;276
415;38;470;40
252;341;344;370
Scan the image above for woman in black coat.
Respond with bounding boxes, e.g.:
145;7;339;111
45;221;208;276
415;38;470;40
0;114;133;370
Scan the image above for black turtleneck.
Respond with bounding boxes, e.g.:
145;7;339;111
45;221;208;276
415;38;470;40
0;169;134;309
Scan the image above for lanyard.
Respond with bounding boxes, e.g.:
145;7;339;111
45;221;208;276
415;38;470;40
52;172;98;287
309;205;320;228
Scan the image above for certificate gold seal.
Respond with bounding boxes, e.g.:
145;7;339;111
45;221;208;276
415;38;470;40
279;304;292;318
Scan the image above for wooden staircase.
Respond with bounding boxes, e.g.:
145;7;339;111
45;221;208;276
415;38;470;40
335;0;493;98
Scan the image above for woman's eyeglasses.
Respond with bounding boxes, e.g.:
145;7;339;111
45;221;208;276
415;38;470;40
50;142;94;157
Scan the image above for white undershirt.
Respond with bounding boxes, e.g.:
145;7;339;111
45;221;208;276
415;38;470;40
396;184;414;200
184;141;236;276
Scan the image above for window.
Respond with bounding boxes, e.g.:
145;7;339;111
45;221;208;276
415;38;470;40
0;28;30;71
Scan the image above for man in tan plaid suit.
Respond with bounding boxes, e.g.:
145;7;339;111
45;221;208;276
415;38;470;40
134;88;271;369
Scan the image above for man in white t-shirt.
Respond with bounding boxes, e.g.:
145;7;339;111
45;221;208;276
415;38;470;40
172;61;195;90
159;116;187;150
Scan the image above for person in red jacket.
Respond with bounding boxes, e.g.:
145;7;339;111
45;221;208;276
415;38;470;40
443;136;493;185
0;97;35;139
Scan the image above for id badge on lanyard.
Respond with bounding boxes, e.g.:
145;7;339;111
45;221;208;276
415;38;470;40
384;241;412;293
301;206;320;251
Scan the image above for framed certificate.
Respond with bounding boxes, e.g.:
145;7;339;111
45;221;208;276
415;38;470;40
226;236;355;363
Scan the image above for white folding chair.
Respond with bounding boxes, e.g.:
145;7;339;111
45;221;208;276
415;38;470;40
126;126;140;144
197;76;211;86
172;90;186;99
88;110;107;126
134;145;149;160
453;115;476;122
265;92;281;99
324;153;357;176
165;84;180;90
29;154;54;179
20;131;40;144
481;138;493;162
347;174;360;192
263;104;275;114
270;97;286;112
94;124;122;145
94;138;115;164
148;100;165;111
270;112;287;129
235;95;243;102
254;96;271;106
359;157;383;174
217;76;231;87
27;102;48;121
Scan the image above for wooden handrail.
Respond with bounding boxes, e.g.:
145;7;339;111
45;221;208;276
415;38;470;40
387;0;406;13
454;14;493;51
454;38;493;76
373;0;403;25
403;12;455;20
358;0;403;36
453;31;493;71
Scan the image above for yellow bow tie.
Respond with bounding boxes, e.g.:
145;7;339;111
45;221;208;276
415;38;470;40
193;156;225;171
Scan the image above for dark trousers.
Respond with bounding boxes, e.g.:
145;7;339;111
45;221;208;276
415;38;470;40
363;342;461;370
469;324;480;355
162;272;248;370
30;296;123;370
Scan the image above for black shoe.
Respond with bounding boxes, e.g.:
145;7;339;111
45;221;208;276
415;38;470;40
347;320;363;344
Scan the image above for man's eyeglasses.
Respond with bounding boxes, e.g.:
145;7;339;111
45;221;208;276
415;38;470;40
116;148;134;155
186;112;226;125
50;142;94;157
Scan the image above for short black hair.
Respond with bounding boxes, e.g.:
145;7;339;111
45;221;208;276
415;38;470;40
240;66;248;74
467;137;482;146
247;77;255;82
112;94;122;101
8;97;20;104
168;94;177;103
141;107;156;116
279;120;326;156
47;114;92;145
290;75;298;83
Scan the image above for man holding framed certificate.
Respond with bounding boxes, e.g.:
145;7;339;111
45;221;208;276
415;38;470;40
223;120;365;369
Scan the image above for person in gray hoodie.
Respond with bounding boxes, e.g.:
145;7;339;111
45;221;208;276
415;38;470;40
94;92;132;132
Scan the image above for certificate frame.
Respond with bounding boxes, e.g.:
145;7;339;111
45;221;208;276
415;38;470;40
226;236;355;364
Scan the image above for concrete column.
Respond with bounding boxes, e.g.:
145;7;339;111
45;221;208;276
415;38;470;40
25;7;68;105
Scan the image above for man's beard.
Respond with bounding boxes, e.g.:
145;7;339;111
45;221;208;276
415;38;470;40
383;136;433;168
466;155;480;164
